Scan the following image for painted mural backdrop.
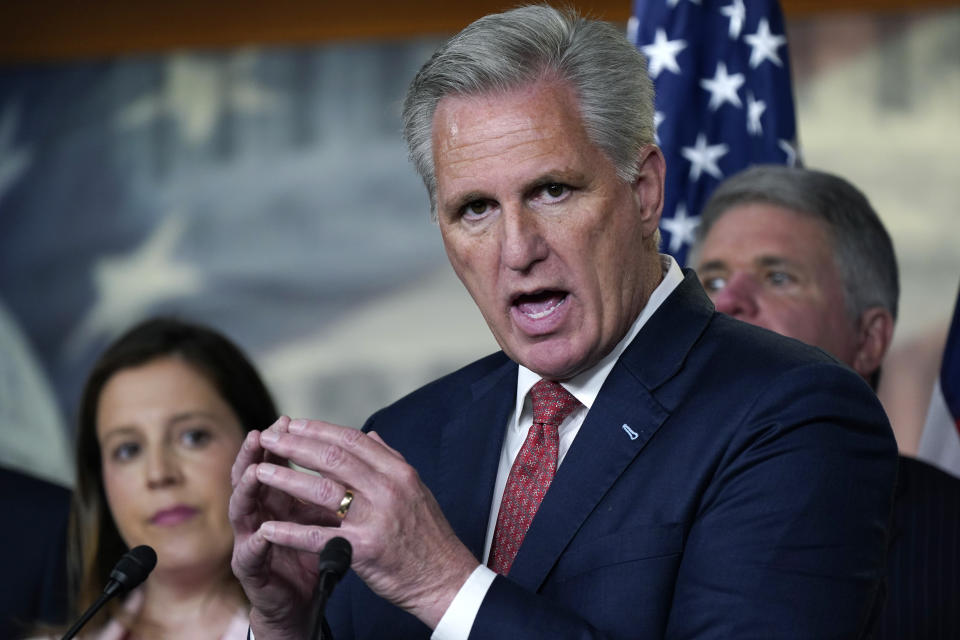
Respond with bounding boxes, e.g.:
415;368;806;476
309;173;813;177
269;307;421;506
0;40;499;485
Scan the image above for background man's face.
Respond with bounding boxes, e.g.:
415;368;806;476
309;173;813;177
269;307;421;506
695;203;861;365
431;80;658;380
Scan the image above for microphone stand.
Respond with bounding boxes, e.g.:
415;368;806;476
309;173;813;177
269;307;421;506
307;578;336;640
61;545;157;640
61;590;115;640
308;537;352;640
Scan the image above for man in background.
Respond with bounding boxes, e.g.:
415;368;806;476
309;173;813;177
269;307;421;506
230;8;897;638
0;466;70;638
692;163;960;639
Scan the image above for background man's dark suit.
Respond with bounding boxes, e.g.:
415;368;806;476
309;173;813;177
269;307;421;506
328;272;898;639
0;467;70;639
877;455;960;639
691;164;960;638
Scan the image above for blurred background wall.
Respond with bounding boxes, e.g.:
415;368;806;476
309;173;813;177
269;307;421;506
1;1;957;487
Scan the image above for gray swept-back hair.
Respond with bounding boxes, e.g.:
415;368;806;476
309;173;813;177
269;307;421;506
402;4;656;216
693;164;899;322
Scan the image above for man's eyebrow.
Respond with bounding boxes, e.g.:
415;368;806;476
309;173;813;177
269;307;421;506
697;259;728;272
755;255;795;269
699;255;797;272
445;191;487;212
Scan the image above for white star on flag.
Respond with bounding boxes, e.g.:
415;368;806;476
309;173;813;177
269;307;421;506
778;139;799;166
641;29;687;79
654;111;665;144
626;16;639;45
747;92;767;135
682;133;729;181
700;62;745;111
745;18;787;68
720;0;747;39
631;0;799;265
661;204;700;253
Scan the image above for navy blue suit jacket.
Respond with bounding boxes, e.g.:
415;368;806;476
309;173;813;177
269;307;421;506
328;271;898;639
0;467;70;639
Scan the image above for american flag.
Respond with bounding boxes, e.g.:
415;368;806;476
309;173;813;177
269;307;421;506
917;284;960;478
629;0;800;266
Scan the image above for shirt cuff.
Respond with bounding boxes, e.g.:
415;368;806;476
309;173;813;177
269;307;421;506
431;564;497;640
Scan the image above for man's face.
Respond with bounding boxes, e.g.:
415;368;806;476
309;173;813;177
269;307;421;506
431;81;663;380
695;203;861;366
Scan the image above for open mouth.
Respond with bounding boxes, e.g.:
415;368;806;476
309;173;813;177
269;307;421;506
513;290;568;319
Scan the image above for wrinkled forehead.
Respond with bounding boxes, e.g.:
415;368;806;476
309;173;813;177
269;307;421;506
434;83;596;175
433;80;583;143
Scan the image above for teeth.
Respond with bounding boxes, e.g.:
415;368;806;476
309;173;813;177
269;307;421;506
524;297;564;319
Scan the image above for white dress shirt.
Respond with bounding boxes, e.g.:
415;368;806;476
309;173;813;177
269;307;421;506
432;255;684;639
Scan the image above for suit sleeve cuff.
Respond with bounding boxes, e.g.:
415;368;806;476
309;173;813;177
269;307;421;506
431;564;497;640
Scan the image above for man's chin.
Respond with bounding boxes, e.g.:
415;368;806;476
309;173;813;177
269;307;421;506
507;340;590;381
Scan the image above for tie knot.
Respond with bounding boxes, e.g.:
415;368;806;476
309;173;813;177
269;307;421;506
530;379;581;427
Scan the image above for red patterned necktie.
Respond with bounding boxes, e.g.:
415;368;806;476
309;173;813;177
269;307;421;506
488;379;582;575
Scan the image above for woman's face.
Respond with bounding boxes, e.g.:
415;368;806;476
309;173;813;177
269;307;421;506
96;355;245;577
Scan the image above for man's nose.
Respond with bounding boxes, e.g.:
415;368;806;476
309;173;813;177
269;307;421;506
501;206;548;272
146;445;182;489
712;272;760;320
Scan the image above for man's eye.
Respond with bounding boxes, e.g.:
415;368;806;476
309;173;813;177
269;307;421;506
702;276;726;293
767;271;794;286
545;183;566;198
462;200;491;219
111;442;140;462
537;183;572;202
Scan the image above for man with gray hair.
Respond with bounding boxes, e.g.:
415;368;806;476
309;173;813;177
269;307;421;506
230;7;896;639
692;164;899;389
693;163;960;639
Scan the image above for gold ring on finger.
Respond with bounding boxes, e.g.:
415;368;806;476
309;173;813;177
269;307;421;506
336;489;354;520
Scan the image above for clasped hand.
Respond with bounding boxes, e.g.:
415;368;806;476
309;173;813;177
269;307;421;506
229;416;479;637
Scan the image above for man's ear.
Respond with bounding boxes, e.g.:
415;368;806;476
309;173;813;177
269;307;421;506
853;307;896;379
632;145;666;238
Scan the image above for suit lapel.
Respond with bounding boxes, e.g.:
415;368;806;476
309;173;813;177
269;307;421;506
506;270;714;590
505;365;668;589
436;358;518;561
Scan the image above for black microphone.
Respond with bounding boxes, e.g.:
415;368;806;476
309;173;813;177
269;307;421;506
308;536;352;640
61;545;157;640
